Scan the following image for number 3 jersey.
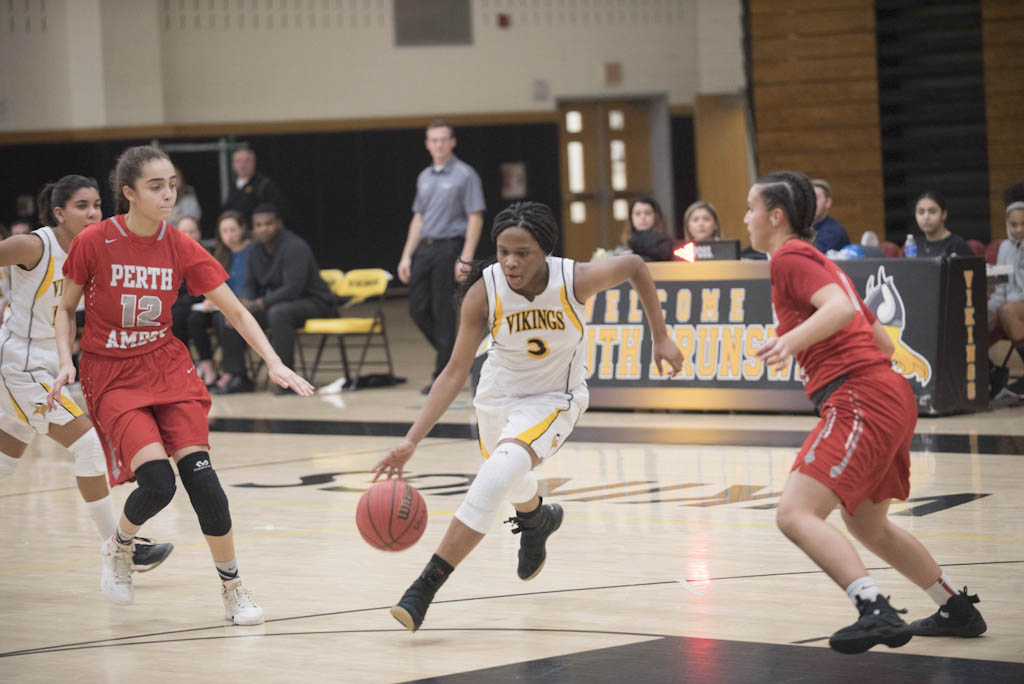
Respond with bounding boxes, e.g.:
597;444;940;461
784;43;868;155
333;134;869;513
63;215;227;358
476;256;588;402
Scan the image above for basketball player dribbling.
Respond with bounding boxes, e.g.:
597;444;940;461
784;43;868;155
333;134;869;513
747;171;986;654
47;145;314;624
0;176;172;572
373;201;684;632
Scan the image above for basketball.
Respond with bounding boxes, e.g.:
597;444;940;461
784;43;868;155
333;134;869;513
356;479;428;551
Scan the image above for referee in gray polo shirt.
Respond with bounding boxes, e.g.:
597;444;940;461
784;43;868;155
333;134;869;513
398;119;485;393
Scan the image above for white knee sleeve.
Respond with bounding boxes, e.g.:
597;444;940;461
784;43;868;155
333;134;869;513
507;472;538;505
456;442;533;533
0;453;19;480
69;428;107;478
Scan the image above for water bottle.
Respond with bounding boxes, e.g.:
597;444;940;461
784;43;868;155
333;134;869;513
904;234;917;258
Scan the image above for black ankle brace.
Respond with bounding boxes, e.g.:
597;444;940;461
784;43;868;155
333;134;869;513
418;554;454;590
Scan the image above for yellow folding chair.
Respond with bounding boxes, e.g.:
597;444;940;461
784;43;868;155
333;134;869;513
296;268;395;387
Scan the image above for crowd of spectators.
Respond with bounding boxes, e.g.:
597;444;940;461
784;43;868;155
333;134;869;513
6;133;1020;400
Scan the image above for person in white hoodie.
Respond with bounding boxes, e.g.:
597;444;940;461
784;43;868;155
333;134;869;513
988;192;1024;396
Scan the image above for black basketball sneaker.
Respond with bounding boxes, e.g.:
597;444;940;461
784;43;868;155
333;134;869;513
909;588;987;637
829;595;913;654
131;537;174;573
506;501;564;581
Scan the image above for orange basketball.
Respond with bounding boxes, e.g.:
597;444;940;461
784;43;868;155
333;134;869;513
356;479;428;551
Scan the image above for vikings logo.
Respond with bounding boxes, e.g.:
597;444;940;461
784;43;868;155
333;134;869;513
864;266;932;385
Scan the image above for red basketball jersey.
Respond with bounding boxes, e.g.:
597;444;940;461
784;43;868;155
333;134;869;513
64;216;227;358
770;238;889;396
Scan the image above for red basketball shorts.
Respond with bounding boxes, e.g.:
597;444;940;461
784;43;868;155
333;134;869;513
793;366;917;514
79;339;211;487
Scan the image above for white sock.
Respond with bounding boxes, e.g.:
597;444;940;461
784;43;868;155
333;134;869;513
0;453;19;479
113;523;135;547
216;558;240;583
85;496;118;539
845;576;880;606
925;571;959;608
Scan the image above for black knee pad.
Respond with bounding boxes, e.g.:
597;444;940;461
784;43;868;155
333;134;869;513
177;452;232;536
124;460;177;526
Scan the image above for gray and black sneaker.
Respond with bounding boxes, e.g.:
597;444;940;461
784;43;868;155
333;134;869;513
506;501;564;581
910;588;987;637
829;595;913;655
131;537;174;573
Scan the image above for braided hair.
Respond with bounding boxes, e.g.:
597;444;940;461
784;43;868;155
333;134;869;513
753;170;816;240
456;201;560;303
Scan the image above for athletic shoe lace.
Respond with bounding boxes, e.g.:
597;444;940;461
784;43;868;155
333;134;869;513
227;583;258;611
111;544;132;585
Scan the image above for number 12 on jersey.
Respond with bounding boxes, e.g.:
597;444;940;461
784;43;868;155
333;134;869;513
120;294;163;327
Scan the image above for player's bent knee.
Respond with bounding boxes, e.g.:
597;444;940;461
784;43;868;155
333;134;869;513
506;472;538;504
69;428;107;478
456;442;532;533
124;460;177;525
177;451;232;536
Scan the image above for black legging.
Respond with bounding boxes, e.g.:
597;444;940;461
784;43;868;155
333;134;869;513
171;295;215;362
218;297;336;378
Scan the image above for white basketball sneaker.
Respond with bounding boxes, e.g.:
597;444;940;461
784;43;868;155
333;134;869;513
100;538;134;605
222;579;264;625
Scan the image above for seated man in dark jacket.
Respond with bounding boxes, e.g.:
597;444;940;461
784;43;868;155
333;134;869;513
216;203;336;394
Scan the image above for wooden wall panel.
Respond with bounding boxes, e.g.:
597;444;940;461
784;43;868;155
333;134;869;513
983;0;1024;235
750;0;884;245
694;94;754;245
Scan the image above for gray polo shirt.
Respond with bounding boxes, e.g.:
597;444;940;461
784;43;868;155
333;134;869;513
412;155;486;240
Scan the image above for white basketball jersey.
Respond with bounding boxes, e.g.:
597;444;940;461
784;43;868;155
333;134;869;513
478;256;587;398
4;226;65;339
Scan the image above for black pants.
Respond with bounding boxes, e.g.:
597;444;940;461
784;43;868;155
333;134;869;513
409;238;462;378
171;297;214;361
219;298;336;378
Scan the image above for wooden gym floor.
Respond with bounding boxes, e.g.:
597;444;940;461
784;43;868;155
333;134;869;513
1;299;1022;683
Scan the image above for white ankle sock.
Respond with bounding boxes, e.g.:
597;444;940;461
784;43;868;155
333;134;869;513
113;524;135;547
216;558;240;583
86;496;118;539
0;453;19;479
925;571;958;607
845;576;880;605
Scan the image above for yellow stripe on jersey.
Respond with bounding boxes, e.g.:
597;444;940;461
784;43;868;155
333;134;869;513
34;256;55;300
477;424;490;460
491;292;504;339
516;408;566;446
560;284;582;333
40;382;84;418
7;390;28;423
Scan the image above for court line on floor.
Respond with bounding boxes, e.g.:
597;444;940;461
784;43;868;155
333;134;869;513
0;439;465;500
207;417;1024;456
4;559;1020;659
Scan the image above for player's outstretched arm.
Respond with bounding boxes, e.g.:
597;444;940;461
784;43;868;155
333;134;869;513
756;282;855;371
204;283;314;396
372;279;488;481
574;255;682;377
0;234;44;269
46;278;84;410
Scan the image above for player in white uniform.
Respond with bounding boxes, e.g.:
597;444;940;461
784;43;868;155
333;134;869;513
374;201;684;632
0;176;172;571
